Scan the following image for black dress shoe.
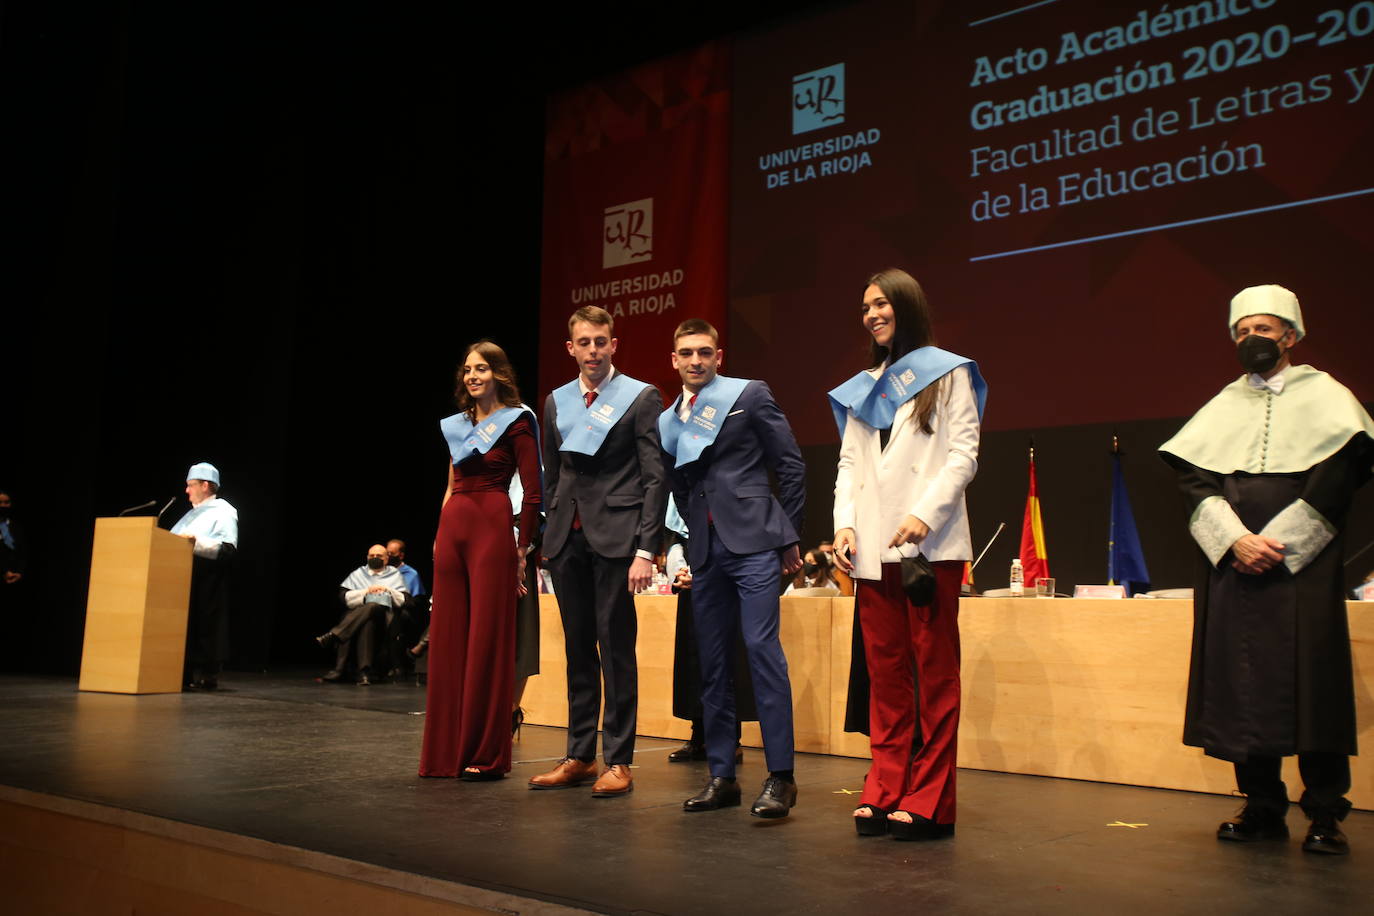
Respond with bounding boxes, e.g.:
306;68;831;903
1217;805;1289;842
1302;817;1349;855
315;632;338;649
357;671;376;686
750;775;797;819
684;776;741;811
320;670;346;683
889;811;955;841
668;741;707;762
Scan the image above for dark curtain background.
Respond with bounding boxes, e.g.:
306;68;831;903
3;2;549;673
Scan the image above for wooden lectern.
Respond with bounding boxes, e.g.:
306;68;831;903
78;517;194;694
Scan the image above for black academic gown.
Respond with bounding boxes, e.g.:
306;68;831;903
1164;435;1373;762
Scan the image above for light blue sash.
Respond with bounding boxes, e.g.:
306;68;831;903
658;375;750;468
441;406;532;464
827;347;987;438
552;371;651;456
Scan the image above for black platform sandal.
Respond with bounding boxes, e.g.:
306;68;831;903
888;811;955;841
854;804;890;836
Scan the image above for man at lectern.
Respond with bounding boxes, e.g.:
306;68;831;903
170;461;239;690
1160;285;1374;856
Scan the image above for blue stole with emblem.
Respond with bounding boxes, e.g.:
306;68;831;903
441;405;533;465
552;371;651;456
827;347;987;438
658;375;750;468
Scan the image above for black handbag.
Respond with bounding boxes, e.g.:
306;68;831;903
900;553;936;606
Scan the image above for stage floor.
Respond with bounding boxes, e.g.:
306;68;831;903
1;671;1370;914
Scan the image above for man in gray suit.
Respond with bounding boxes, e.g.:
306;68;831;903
529;305;667;797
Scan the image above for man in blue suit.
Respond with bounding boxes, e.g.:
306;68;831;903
659;318;806;818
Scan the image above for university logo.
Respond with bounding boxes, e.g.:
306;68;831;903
701;406;717;420
603;198;653;269
899;369;916;385
598;403;616;417
792;63;844;135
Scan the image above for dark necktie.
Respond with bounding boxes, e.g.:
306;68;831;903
572;389;597;530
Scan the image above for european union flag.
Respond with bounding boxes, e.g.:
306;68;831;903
1108;450;1150;596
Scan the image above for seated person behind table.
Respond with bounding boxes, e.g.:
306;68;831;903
784;546;843;595
316;544;408;685
384;538;428;678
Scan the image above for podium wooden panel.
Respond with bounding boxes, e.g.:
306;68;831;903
78;518;194;694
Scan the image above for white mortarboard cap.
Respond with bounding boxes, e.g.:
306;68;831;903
1229;284;1305;341
187;462;221;486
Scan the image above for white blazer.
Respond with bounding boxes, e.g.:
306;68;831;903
832;365;980;581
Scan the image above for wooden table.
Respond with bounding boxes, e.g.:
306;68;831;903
522;595;1374;808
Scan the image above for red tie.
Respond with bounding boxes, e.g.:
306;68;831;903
572;389;597;531
688;394;697;409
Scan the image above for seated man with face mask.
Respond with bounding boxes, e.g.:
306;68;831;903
317;544;409;686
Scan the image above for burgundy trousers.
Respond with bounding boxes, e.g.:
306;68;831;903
857;560;963;823
419;490;517;777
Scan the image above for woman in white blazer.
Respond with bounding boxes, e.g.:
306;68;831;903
832;268;984;840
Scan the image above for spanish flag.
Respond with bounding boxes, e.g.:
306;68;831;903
1020;446;1050;587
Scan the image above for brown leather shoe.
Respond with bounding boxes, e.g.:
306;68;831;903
528;757;598;790
591;764;634;797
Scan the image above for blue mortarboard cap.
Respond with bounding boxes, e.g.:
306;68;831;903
187;462;221;486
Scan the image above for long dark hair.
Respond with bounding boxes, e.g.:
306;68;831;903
455;339;524;419
865;268;942;435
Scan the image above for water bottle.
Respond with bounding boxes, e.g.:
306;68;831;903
1009;558;1024;597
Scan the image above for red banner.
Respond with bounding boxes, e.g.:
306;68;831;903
538;42;731;405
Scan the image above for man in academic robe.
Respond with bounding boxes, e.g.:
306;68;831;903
1160;284;1374;855
529;305;667;797
169;462;239;690
317;543;409;686
659;318;805;818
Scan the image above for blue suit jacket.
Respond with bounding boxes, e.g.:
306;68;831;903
665;380;805;570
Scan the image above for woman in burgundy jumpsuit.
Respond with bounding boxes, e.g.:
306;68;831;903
420;341;541;779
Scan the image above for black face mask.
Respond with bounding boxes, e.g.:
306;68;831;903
802;562;818;577
1237;334;1283;374
367;557;385;570
388;555;402;567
